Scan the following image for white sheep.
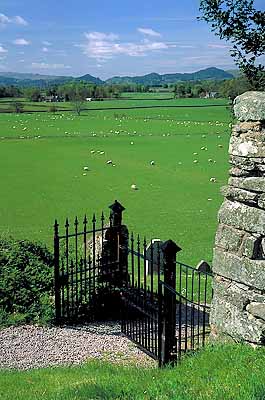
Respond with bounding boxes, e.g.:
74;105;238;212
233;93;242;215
131;184;138;190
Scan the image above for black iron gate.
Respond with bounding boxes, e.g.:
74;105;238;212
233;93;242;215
54;200;213;366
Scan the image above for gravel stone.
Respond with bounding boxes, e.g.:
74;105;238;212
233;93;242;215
0;322;156;370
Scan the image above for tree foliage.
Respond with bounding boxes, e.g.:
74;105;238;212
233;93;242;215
0;237;54;326
199;0;265;90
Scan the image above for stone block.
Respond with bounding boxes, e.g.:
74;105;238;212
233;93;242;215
229;135;265;158
229;177;265;193
215;224;244;253
229;167;252;177
246;303;265;321
258;194;265;210
210;296;265;343
234;91;265;122
229;155;255;170
232;122;262;135
218;200;265;234
240;234;262;259
221;185;258;205
212;278;251;309
212;248;265;290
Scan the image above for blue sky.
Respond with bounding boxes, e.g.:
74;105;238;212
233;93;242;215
0;0;264;79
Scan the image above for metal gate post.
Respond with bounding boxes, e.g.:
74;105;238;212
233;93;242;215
54;220;61;323
160;240;182;365
108;200;129;288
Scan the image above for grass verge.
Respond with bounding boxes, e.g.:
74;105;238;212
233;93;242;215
0;344;264;400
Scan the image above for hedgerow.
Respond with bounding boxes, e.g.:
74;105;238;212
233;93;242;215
0;236;54;326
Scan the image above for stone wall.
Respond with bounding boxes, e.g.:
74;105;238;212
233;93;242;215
211;91;265;345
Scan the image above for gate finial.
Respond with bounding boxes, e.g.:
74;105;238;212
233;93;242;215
109;200;125;227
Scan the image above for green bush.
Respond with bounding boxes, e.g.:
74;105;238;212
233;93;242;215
0;237;54;326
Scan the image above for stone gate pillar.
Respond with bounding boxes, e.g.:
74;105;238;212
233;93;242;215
211;91;265;345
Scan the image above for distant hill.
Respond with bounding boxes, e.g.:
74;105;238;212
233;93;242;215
0;67;233;88
0;72;104;87
226;69;242;78
106;67;233;85
77;74;104;85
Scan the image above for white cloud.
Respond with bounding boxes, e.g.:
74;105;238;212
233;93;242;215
31;62;71;70
138;28;161;37
0;45;7;53
42;47;49;52
13;16;28;26
13;38;31;45
208;44;230;49
0;13;28;27
42;41;52;46
79;31;173;61
86;32;119;41
0;13;10;26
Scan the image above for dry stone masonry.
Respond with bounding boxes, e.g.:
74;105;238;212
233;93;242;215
211;91;265;345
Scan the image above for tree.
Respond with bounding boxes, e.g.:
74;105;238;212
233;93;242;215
9;100;24;113
26;87;42;102
49;105;58;114
220;76;252;100
199;0;265;90
72;95;85;116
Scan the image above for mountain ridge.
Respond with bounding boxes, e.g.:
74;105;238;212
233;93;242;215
0;67;233;87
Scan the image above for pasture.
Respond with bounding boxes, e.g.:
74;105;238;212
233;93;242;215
0;96;231;265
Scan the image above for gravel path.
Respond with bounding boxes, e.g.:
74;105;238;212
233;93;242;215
0;322;156;370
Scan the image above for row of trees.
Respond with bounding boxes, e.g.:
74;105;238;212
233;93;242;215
0;85;22;98
172;76;252;99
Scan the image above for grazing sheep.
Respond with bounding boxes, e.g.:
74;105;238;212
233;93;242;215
100;151;105;155
131;184;138;190
210;177;217;183
150;160;155;165
90;150;95;154
107;160;112;164
193;152;198;155
130;141;134;145
83;166;89;171
193;160;198;164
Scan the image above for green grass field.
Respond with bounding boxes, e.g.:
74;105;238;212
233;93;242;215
0;96;231;265
0;344;264;400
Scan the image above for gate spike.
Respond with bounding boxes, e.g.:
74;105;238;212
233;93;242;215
83;214;88;225
92;213;96;224
65;218;69;228
54;219;59;235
